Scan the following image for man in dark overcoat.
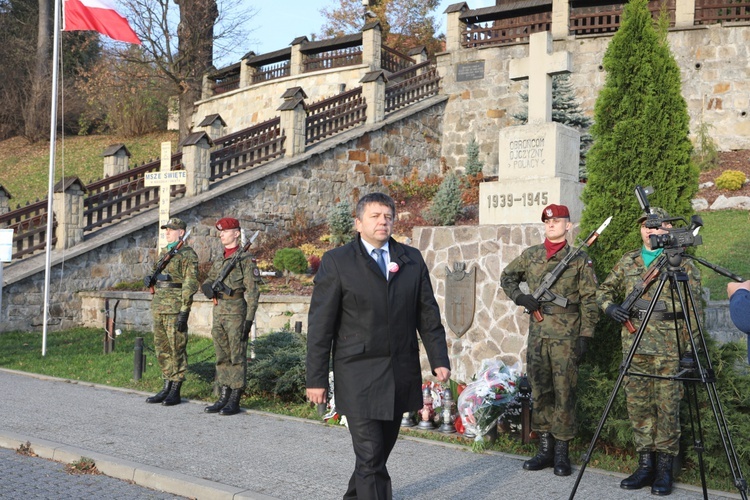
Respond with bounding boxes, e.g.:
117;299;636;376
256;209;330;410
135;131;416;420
306;192;451;500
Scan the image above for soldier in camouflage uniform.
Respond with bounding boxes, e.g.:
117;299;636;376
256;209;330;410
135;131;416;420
200;217;261;416
501;204;599;477
598;208;702;496
144;217;199;406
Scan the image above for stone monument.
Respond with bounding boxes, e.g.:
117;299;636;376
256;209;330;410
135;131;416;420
479;31;583;224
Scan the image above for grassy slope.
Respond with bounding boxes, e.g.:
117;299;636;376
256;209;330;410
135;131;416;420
0;132;178;209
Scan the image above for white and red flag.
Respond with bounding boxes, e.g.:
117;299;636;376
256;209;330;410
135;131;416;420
63;0;141;45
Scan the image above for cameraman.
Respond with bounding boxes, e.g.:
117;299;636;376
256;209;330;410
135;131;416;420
597;208;702;496
727;280;750;362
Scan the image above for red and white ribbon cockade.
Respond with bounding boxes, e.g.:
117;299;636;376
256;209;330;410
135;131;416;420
387;262;399;274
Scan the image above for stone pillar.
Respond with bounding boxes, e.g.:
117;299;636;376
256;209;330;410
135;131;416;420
408;46;428;65
201;73;213;100
179;132;213;197
240;51;256;87
551;0;570;39
197;114;226;140
278;87;308;157
675;0;695;28
362;21;382;71
290;36;308;76
102;144;130;180
0;185;11;219
360;71;386;125
52;177;87;250
444;3;468;53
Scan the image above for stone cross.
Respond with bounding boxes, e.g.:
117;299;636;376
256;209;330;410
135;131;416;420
144;142;186;249
509;31;572;124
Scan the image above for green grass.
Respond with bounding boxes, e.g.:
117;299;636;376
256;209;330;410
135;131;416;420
0;131;178;209
695;210;750;300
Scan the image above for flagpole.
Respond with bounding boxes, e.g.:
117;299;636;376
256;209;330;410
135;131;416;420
42;0;63;356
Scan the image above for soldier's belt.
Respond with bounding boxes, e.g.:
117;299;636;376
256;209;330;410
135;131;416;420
630;309;685;322
541;304;579;315
155;282;183;289
216;290;244;300
633;298;667;312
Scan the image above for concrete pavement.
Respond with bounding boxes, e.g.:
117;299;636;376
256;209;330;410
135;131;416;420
0;369;741;499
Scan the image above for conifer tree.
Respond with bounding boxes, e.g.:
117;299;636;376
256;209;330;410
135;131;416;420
579;0;697;279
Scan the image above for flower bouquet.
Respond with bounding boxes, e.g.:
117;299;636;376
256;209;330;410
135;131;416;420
457;359;520;445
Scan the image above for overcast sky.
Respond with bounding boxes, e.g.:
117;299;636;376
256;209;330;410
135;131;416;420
220;0;496;66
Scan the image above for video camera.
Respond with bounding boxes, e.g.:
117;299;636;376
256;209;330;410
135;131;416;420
635;185;703;251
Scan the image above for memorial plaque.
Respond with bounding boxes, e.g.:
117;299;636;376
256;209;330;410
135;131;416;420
445;262;476;337
456;61;485;82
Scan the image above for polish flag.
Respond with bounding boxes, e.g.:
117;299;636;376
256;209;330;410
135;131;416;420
63;0;141;45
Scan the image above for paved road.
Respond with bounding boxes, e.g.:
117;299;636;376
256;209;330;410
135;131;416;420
0;369;741;499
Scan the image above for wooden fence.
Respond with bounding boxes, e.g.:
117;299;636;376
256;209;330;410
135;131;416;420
83;153;184;238
303;46;363;73
695;0;750;23
381;45;415;74
252;60;291;84
210;117;285;181
462;12;551;48
305;88;367;145
0;200;57;259
384;62;440;114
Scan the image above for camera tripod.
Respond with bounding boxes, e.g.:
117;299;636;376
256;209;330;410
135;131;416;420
570;248;748;499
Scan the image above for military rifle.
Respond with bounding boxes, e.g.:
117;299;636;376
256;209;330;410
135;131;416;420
210;230;260;305
617;254;667;333
146;229;191;294
527;216;612;322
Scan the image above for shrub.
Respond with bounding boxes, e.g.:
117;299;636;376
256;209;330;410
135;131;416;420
423;173;463;226
692;120;720;172
273;248;308;283
308;254;321;274
327;201;354;246
384;168;442;202
715;170;746;191
246;330;307;402
465;137;484;176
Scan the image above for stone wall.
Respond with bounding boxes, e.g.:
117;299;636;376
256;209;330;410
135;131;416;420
0;103;445;332
437;24;750;175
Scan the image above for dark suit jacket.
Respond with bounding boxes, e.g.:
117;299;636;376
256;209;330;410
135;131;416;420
306;235;451;421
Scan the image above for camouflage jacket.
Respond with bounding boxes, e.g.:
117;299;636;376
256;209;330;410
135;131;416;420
597;248;703;356
151;245;199;314
203;251;262;320
500;243;599;339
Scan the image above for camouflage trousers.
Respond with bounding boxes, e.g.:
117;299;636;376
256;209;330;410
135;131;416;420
153;313;188;382
527;336;580;441
624;354;682;455
211;312;248;390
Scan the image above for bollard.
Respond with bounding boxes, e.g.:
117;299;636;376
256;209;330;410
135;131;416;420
134;337;144;380
294;321;302;333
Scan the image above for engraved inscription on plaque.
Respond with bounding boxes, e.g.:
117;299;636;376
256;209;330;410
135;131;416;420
456;61;485;82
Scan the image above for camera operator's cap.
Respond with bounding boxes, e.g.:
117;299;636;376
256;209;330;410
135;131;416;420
541;204;570;221
637;207;670;224
161;217;186;230
216;217;240;231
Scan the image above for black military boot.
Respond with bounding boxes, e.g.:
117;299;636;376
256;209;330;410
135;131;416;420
219;388;242;416
523;432;555;470
651;453;675;496
620;451;656;490
553;439;572;476
161;381;182;406
204;386;231;413
146;380;171;404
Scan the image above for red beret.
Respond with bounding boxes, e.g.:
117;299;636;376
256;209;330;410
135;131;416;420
216;217;240;230
541;204;570;221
